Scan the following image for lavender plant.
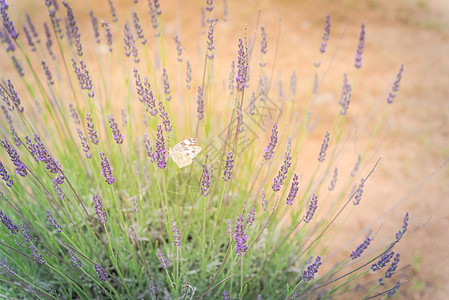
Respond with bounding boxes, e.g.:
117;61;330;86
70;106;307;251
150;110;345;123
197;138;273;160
0;1;410;299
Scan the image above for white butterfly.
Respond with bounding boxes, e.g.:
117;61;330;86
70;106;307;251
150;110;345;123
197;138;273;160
168;137;202;168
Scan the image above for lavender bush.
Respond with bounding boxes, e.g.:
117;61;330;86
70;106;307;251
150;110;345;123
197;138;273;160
0;0;409;298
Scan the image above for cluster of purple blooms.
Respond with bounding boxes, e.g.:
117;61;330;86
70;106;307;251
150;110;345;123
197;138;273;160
45;211;62;232
93;195;107;224
233;214;248;256
94;263;108;281
272;138;292;192
0;210;18;234
302;256;322;282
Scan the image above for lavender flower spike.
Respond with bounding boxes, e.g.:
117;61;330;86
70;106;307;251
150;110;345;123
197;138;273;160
351;235;371;259
201;163;212;197
158;101;172;132
386;64;404;104
100;152;115;185
371;250;395;272
317;131;330;162
319;15;330;54
68;250;81;269
0;1;18;40
93;195;107;224
162;68;172;101
302;256;322;282
0;161;13;187
233;214;248;256
222;290;230;300
395;212;409;241
86;113;99;144
304;193;318;223
94;263;108;281
0;257;14;275
197;86;204;120
1;139;27;177
353;178;364;206
264;123;278;160
8;80;24;113
157;248;168;269
0;210;18;234
286;174;299;205
155;125;167;169
236;38;247;91
45;211;62;232
385;253;400;278
108;116;124;144
272;138;292;192
223;151;234;182
172;221;181;248
354;23;365;69
328;168;338;191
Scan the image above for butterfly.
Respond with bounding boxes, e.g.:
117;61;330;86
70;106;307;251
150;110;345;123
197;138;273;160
168;137;202;168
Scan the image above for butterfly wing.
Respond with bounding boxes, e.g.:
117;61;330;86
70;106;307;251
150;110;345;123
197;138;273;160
170;151;194;168
170;138;202;168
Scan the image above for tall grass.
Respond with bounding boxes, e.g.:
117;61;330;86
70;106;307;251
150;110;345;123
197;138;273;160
0;0;409;298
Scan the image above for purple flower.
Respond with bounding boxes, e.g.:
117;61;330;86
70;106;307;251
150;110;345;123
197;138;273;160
353;178;364;206
354;23;365;69
206;0;214;12
233;214;248;256
304;193;318;223
197;86;204;120
44;22;55;58
260;25;267;55
385;253;400;278
319;15;331;54
264;123;278;160
174;34;182;61
249;91;256;115
246;208;255;226
102;20;113;52
93;195;107;224
222;290;230;300
76;128;92;159
0;257;14;275
388;281;403;297
339;74;351;115
371;250;394;272
124;23;139;63
0;161;13;187
328;168;338;191
186;60;192;89
53;178;65;200
226;219;233;237
0;210;18;234
0;1;18;40
12;56;24;77
72;60;94;97
29;244;45;264
351;235;371;259
157;248;168;269
172;221;181;248
155;125;167;169
386;65;404;104
162;68;172;101
94;263;108;281
236;39;247;91
1;139;27;177
7;80;24;113
107;0;117;22
133;11;146;44
108;116;124;144
286;174;299;205
86;113;99;145
201;163;212;197
20;223;32;242
23;25;36;51
90;11;100;43
45;211;62;232
158;101;172;132
351;154;361;177
317;131;330;162
69;103;80;125
68;250;81;269
206;18;218;59
272;138;292;192
261;188;268;211
395;212;409;241
63;1;83;56
302;256;322;282
143;135;155;162
100;152;115;185
223;151;234;182
236;103;244;132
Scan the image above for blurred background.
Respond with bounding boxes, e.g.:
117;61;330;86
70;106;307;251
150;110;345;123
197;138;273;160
6;0;449;298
